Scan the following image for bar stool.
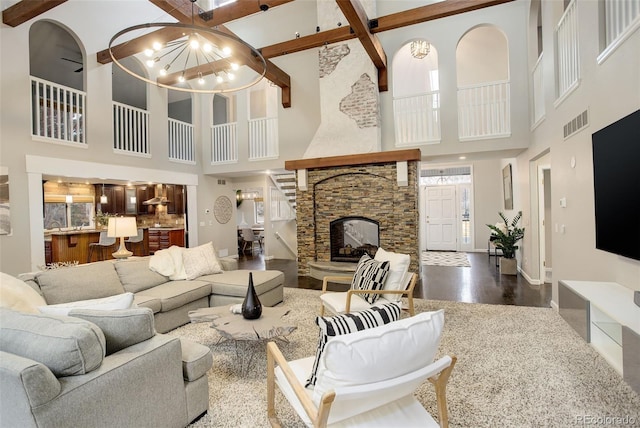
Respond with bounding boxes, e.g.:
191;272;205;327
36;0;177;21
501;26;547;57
125;228;144;256
87;231;116;263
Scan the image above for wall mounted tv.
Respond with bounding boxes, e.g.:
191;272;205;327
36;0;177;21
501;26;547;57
591;109;640;261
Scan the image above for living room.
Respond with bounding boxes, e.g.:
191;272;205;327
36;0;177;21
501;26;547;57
1;0;639;425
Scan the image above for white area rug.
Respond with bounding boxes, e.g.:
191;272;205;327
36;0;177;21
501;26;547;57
169;288;640;427
422;251;471;267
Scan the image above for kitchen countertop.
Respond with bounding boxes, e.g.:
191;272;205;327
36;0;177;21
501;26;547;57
148;227;184;231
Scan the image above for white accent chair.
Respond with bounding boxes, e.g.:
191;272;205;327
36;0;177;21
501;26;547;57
267;310;456;427
320;249;416;316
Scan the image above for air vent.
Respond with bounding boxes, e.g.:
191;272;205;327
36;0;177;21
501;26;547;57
563;109;589;139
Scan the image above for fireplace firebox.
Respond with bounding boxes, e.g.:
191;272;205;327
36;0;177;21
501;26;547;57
330;217;379;263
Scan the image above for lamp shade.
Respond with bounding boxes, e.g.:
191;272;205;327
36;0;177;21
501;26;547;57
107;217;138;259
107;216;138;238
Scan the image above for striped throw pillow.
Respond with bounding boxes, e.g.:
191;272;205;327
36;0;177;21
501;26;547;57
305;302;401;387
351;254;390;304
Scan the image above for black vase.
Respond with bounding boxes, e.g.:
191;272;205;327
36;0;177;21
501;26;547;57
242;272;262;319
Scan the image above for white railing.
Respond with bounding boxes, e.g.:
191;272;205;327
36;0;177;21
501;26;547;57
112;102;149;155
605;0;640;46
555;0;579;99
211;122;237;164
168;119;195;163
393;91;441;146
249;117;278;160
457;80;511;140
31;76;86;145
532;53;545;126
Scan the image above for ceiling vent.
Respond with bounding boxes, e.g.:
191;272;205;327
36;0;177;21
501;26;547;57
563;109;589;139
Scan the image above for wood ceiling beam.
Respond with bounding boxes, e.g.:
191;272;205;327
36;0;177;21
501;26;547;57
259;27;355;59
336;0;387;92
370;0;515;34
148;0;291;107
2;0;67;27
205;0;294;27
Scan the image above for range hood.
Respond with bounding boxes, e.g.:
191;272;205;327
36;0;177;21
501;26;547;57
142;197;169;206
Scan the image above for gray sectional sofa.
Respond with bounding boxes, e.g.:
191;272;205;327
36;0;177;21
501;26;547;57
20;256;285;333
0;306;213;428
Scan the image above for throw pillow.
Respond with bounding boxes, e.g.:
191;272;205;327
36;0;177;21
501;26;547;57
374;248;411;301
37;292;135;316
350;254;390;304
305;302;401;387
69;307;155;355
0;272;47;313
0;308;105;376
182;241;223;280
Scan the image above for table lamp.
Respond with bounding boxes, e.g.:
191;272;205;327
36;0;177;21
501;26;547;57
107;216;138;259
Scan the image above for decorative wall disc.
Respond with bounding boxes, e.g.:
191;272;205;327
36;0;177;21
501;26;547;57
214;196;233;224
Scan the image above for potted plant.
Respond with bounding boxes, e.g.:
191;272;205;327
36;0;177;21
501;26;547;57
487;211;525;275
94;211;115;229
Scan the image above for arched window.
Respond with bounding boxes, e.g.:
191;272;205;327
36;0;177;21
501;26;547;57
392;40;441;146
29;21;85;144
112;57;149;155
456;25;510;140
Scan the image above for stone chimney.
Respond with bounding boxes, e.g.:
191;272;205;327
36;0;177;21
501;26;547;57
303;0;381;158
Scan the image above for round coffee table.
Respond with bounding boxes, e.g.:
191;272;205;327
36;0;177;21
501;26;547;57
189;306;296;375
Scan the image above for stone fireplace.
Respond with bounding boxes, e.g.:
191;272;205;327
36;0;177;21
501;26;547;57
285;149;421;277
330;216;379;263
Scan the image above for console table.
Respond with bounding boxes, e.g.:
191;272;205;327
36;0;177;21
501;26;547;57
559;280;640;394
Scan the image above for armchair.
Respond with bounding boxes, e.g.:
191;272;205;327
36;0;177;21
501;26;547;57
267;310;456;427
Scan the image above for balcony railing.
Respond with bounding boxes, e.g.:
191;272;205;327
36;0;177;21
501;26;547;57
168;119;195;164
113;102;150;156
393;91;441;146
605;0;640;46
248;117;278;160
211;122;238;164
31;76;86;145
457;80;511;140
555;0;579;99
532;53;545;126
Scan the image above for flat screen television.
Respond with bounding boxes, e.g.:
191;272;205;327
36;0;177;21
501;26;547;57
591;109;640;261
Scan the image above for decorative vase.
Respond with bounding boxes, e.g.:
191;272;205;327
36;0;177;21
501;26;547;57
242;272;262;319
500;258;518;275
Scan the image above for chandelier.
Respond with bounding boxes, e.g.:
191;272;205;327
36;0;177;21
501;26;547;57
410;40;431;59
108;0;266;94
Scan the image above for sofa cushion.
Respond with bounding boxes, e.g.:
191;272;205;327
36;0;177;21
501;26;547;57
180;338;213;381
350;254;389;304
69;307;156;355
374;248;411;301
37;292;135;316
312;310;445;409
204;270;284;297
114;258;169;293
0;308;105;376
36;262;125;305
136;280;211;312
182;242;222;280
306;302;401;387
0;272;48;313
134;295;162;313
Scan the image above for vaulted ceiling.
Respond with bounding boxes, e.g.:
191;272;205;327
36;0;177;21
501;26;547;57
3;0;514;107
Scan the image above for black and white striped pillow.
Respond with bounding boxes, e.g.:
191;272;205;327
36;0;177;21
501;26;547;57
351;254;390;304
305;302;401;387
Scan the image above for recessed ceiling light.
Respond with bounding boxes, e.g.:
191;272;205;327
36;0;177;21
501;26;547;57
459;156;467;160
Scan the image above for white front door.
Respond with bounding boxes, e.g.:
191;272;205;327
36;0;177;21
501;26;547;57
425;185;457;251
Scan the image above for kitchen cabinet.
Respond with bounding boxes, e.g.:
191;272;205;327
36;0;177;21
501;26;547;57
96;185;125;215
148;228;184;253
165;184;185;215
136;185;155;215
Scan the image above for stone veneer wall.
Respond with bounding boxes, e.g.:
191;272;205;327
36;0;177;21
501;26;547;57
296;161;419;276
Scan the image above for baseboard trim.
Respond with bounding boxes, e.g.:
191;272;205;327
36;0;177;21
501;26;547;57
550;300;559;311
519;266;543;285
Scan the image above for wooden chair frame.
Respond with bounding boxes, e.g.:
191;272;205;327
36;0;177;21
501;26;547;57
320;272;418;316
267;341;457;428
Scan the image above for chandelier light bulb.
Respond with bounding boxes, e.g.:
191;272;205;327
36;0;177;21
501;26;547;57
231;62;239;71
203;43;212;53
222;46;231;55
216;75;224;83
146;59;156;68
227;73;235;81
178;74;186;83
189;36;199;50
152;41;163;51
144;48;154;57
197;72;205;85
159;66;169;76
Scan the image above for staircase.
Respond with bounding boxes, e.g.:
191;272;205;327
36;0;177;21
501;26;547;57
270;171;297;213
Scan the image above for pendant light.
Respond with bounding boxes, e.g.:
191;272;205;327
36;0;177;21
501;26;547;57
100;184;108;204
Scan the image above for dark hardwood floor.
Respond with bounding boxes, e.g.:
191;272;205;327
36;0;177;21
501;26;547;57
236;251;552;308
